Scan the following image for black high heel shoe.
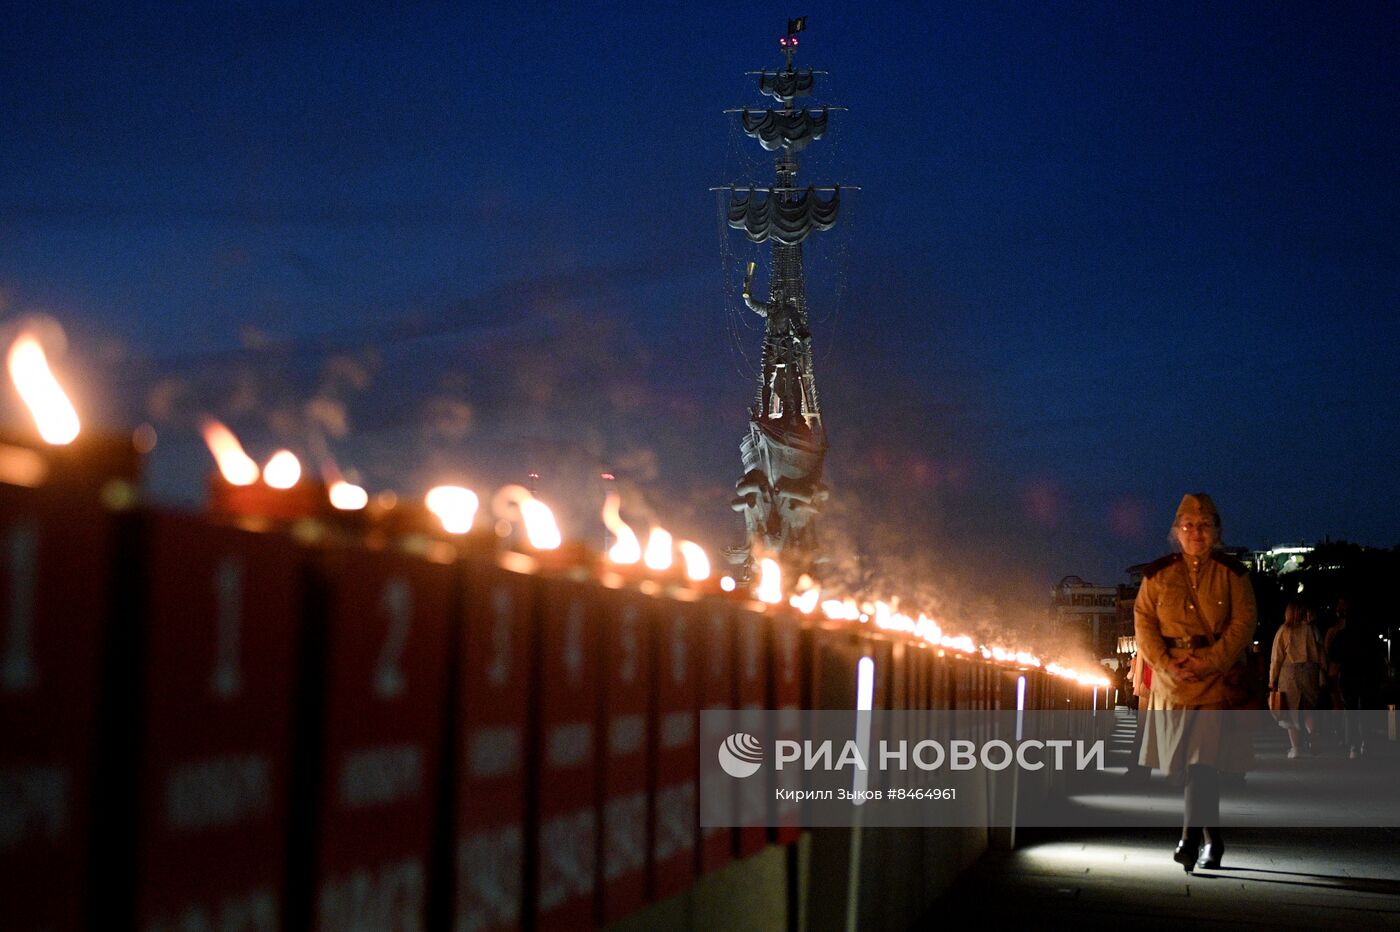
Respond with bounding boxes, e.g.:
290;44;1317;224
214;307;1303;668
1196;830;1224;870
1172;834;1201;873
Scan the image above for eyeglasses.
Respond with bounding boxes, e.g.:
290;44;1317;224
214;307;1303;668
1176;521;1216;533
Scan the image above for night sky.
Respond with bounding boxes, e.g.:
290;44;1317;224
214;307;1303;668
3;3;1397;637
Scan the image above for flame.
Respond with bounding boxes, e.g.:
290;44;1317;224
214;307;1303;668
263;450;301;489
678;540;711;581
755;558;783;604
1046;662;1110;688
201;419;259;486
914;613;943;643
521;499;562;549
601;492;641;563
328;480;369;511
789;576;822;614
7;335;79;444
985;647;1042;668
493;484;562;550
791;578;1087;682
643;527;673;571
789;588;820;614
425;485;479;534
942;634;978;654
321;461;368;511
822;598;859;621
595;488;1102;689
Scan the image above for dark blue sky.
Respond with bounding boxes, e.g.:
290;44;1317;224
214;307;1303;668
2;3;1397;626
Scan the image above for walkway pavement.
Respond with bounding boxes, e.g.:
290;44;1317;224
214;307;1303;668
927;709;1400;930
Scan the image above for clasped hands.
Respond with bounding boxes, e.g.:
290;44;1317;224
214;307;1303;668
1166;654;1208;682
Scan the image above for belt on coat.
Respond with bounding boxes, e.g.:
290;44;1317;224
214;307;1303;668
1163;635;1213;649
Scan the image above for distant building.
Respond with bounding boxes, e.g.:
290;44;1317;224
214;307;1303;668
1250;544;1314;575
1051;576;1121;662
1116;563;1149;657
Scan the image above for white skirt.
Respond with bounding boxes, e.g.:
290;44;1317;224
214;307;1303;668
1139;691;1254;777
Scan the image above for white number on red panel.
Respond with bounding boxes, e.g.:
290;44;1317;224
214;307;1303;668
210;555;245;700
1;522;38;693
374;578;413;699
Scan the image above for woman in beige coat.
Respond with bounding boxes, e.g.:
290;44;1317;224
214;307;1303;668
1134;493;1257;872
1270;601;1326;758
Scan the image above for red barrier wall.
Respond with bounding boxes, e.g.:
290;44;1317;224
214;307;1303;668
695;602;733;874
312;545;454;930
454;558;533;932
0;486;113;931
533;577;600;929
134;513;302;931
597;588;653;923
650;599;699;900
769;612;804;844
733;605;767;858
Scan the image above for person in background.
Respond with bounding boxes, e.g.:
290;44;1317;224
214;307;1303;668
1324;597;1384;758
1135;493;1257;873
1123;650;1152;781
1270;600;1327;758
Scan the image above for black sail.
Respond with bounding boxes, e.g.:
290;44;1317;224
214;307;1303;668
740;108;828;152
726;186;840;246
758;68;815;102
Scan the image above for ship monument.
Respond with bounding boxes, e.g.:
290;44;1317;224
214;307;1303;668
720;18;849;581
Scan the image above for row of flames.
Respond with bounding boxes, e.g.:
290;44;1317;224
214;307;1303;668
5;328;1110;688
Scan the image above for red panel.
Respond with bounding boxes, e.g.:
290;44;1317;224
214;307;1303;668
952;657;968;710
865;638;896;797
914;647;926;708
0;485;113;931
597;589;652;923
889;641;909;712
695;602;733;874
808;626;857;711
888;640;913;794
135;513;302;930
455;558;533;932
313;546;454;931
768;612;803;845
869;639;894;711
649;599;699;901
910;647;930;788
946;656;960;708
733;606;767;858
533;578;600;930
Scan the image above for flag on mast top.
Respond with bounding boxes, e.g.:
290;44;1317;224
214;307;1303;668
787;16;807;35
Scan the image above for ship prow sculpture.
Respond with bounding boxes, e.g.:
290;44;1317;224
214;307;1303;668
719;19;852;580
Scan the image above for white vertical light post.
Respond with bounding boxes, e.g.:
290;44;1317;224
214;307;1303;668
1009;675;1027;849
846;655;876;932
1016;675;1027;741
